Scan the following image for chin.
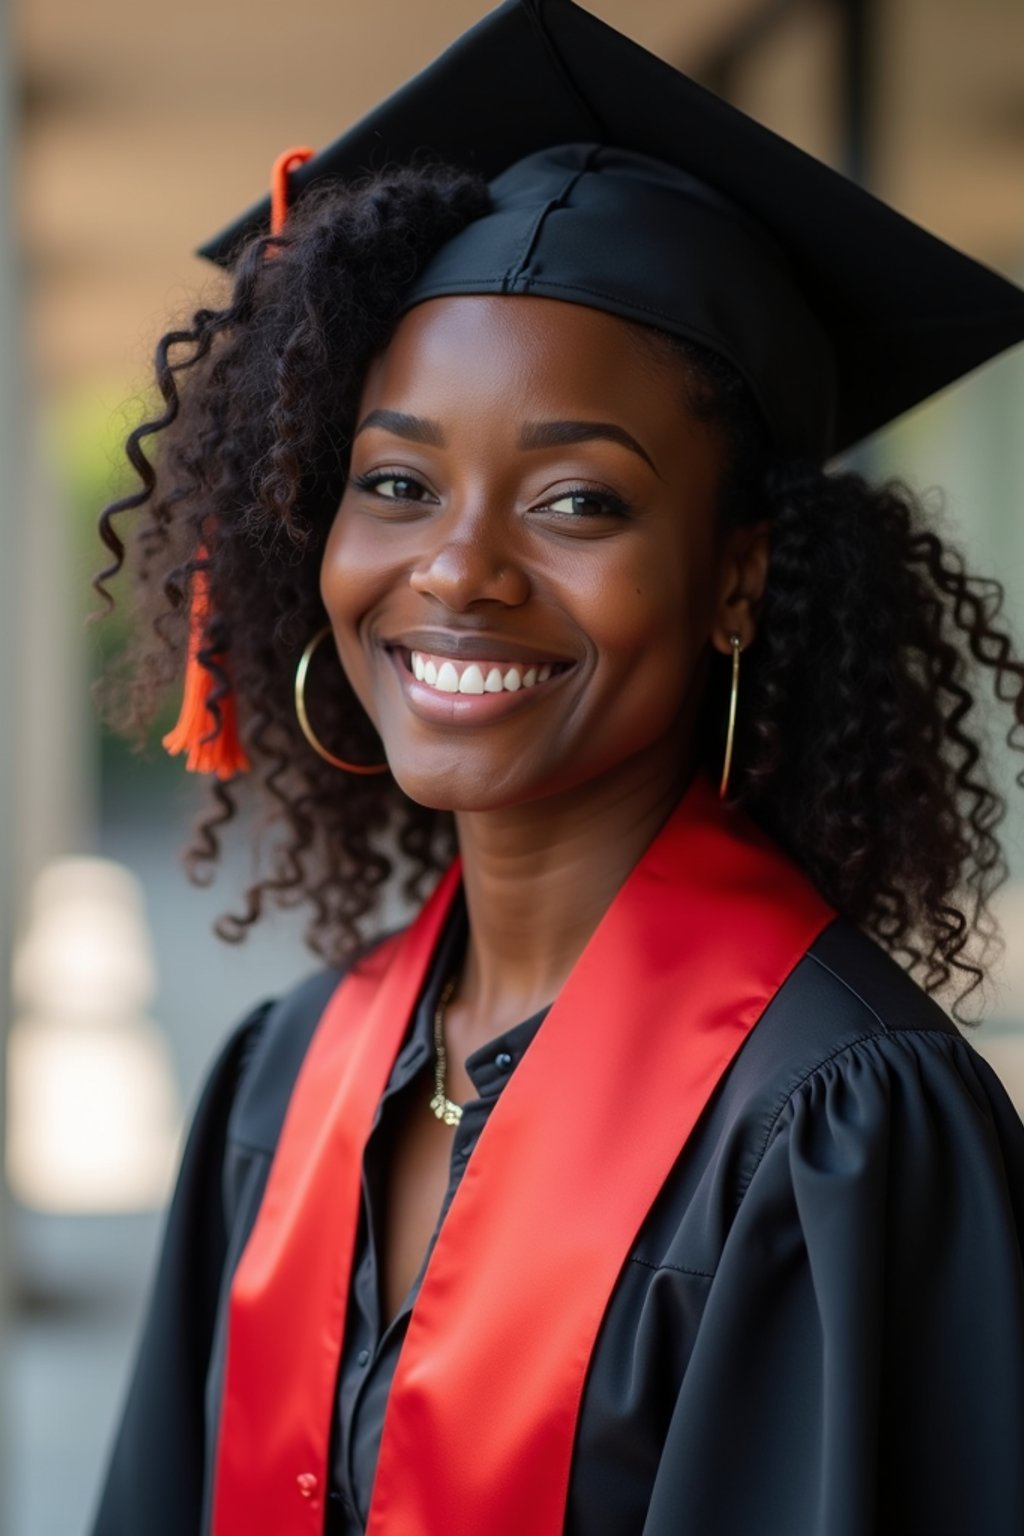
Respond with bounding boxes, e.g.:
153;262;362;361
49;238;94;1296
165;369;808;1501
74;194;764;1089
386;751;553;815
387;760;498;814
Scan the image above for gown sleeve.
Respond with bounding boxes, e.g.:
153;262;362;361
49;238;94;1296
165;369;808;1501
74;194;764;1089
641;1027;1024;1536
87;1005;271;1536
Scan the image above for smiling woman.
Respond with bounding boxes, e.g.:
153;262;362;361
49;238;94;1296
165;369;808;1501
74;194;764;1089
89;3;1024;1536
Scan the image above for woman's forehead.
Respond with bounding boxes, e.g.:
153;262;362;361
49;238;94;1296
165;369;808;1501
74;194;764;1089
360;295;688;419
353;295;724;499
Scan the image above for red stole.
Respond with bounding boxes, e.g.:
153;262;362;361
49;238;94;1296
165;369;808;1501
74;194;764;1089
211;774;834;1535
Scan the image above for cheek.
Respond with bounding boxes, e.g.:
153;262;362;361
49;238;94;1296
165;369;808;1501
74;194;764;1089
574;538;714;773
582;537;708;691
318;507;392;696
320;504;397;624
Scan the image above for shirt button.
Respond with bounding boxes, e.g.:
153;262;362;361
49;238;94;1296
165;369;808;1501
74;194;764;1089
297;1472;319;1500
357;1348;370;1366
494;1051;513;1070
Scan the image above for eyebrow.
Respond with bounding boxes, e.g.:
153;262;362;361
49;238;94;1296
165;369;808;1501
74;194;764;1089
353;409;661;476
520;420;661;476
354;409;445;446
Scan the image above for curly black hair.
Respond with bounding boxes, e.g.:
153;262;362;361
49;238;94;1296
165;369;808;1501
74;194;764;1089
94;162;1024;1021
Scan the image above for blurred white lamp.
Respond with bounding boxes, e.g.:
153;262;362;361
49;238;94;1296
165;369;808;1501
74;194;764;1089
5;857;181;1212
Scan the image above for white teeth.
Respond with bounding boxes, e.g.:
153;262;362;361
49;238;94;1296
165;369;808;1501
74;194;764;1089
436;661;460;693
409;650;560;695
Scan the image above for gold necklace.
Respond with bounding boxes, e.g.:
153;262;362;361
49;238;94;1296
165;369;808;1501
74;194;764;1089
430;975;463;1127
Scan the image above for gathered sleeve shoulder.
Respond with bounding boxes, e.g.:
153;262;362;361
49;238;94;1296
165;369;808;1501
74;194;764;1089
642;975;1024;1536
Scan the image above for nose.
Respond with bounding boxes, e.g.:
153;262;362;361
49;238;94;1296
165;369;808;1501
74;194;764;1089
409;512;530;612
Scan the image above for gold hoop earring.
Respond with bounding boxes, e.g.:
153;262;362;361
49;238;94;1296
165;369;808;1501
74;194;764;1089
719;634;742;802
294;626;389;775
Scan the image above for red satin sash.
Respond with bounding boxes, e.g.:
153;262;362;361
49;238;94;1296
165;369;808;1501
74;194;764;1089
211;774;834;1535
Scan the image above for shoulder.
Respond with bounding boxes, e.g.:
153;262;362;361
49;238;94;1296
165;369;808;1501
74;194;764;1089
633;918;1024;1275
224;966;344;1157
219;925;410;1156
680;915;1024;1208
722;916;1024;1178
774;914;958;1053
789;915;958;1039
728;914;961;1106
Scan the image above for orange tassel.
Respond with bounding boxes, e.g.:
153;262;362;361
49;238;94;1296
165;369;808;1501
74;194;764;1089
163;145;314;777
162;552;250;779
270;146;314;237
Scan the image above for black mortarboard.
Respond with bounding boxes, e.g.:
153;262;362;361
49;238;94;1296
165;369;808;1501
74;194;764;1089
198;0;1024;461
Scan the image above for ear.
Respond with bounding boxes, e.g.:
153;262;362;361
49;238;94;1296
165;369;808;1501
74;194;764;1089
710;519;772;656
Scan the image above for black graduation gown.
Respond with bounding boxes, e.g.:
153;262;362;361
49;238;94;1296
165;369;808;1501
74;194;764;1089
89;914;1024;1536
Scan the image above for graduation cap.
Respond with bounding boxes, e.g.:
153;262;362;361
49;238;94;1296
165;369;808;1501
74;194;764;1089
200;0;1024;462
177;0;1024;779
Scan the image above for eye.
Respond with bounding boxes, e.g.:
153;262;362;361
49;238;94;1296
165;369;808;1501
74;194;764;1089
350;471;434;503
540;485;630;519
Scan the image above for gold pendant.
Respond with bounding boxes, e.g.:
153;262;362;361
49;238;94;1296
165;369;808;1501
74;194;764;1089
430;1089;463;1127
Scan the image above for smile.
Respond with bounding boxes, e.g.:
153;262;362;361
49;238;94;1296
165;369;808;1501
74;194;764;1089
409;650;557;695
386;644;573;726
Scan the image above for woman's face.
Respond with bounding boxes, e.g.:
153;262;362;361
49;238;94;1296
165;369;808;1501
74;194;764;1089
321;295;762;813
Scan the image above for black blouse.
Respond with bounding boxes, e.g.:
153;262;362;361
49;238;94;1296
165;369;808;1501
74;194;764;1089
330;902;548;1531
90;912;1024;1536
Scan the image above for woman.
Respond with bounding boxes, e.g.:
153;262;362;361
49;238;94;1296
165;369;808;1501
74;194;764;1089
91;2;1024;1534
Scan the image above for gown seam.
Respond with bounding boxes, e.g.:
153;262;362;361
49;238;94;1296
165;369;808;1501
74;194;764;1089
742;1026;883;1195
627;1254;715;1281
805;950;889;1031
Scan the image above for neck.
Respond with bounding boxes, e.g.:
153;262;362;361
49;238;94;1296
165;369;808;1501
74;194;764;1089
451;757;694;1049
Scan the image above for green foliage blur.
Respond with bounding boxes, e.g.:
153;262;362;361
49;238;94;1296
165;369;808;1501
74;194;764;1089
54;385;182;795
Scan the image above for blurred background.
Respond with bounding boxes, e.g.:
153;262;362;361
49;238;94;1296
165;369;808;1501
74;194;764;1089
1;0;1022;1531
